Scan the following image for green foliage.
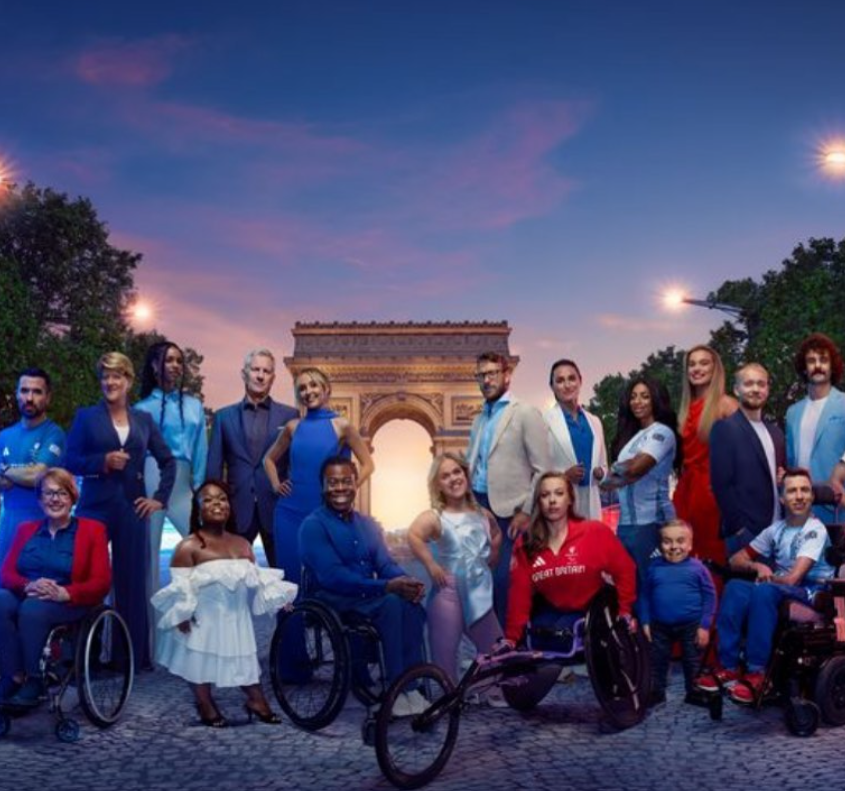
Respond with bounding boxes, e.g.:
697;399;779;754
0;181;205;427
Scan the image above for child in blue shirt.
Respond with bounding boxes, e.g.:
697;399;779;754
641;519;717;705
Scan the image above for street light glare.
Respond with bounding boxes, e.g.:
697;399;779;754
818;140;845;178
663;289;686;310
131;300;154;323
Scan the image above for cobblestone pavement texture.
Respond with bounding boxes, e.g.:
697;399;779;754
2;618;843;791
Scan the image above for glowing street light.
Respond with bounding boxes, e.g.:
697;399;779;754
128;299;156;327
662;289;743;319
819;140;845;178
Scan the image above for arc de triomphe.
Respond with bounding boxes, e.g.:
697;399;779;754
283;321;517;515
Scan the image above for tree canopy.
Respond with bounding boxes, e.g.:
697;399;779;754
0;181;204;427
589;237;845;451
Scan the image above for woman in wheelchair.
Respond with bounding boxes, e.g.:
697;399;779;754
152;480;297;727
504;471;636;649
0;468;111;708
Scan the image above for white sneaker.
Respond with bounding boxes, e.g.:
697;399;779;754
391;692;414;717
405;689;429;715
484;687;509;709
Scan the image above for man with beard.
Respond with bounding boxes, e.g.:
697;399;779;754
786;333;845;522
0;368;66;564
299;456;427;716
710;363;785;556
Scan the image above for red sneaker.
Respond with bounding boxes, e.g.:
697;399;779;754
694;668;740;693
728;672;767;705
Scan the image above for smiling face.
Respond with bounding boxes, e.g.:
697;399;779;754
659;524;692;563
158;346;184;391
40;481;74;525
243;354;275;402
436;457;468;505
296;373;329;411
537;475;571;523
100;369;132;406
16;375;50;421
323;462;358;515
687;349;715;391
734;365;769;411
551;364;582;408
198;483;231;527
629;383;654;426
804;348;832;388
781;473;813;521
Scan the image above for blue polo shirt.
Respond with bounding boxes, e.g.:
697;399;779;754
563;407;594;487
15;518;79;585
471;393;511;493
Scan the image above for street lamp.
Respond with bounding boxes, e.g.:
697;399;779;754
663;290;744;319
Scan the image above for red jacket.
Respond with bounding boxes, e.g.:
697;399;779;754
1;518;111;606
505;519;636;643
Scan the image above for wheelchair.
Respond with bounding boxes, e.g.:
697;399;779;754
0;604;134;742
374;586;650;790
699;495;845;737
269;594;387;735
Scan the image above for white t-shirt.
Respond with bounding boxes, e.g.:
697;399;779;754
798;396;828;469
749;516;834;590
748;418;779;525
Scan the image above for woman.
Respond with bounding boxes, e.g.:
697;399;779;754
136;341;209;596
152;480;297;727
673;345;737;565
0;469;110;706
543;358;608;520
603;377;679;613
505;471;635;647
65;352;176;669
263;367;374;587
407;452;502;683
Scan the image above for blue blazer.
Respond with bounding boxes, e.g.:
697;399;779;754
65;402;176;514
207;398;298;534
786;387;845;520
710;411;785;539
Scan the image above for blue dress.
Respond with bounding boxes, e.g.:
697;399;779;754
272;408;349;585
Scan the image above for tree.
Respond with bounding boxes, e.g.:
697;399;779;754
0;181;205;427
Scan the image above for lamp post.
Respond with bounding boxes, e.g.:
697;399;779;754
663;290;756;344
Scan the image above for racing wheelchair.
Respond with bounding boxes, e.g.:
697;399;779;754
698;491;845;737
0;605;134;742
270;593;388;734
373;586;650;789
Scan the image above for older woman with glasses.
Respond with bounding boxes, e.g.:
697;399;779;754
0;469;111;707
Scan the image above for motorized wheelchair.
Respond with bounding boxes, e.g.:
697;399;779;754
269;577;388;734
699;490;845;737
0;604;134;742
373;585;650;790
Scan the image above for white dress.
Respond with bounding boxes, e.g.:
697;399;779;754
151;559;297;687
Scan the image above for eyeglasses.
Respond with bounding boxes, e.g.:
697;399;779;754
475;369;503;382
42;489;72;501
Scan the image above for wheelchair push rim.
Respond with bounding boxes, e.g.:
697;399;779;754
375;663;460;790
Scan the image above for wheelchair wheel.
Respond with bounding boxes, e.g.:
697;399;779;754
814;655;845;726
56;717;81;743
76;607;134;728
346;618;386;707
375;663;459;790
502;661;561;712
270;601;349;731
785;698;820;737
584;589;650;730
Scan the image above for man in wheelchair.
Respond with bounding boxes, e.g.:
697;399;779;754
300;456;428;716
696;468;835;704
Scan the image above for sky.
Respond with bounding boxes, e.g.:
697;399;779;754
3;1;845;525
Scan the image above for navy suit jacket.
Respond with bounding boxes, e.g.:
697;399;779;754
710;410;785;539
65;402;176;515
207;397;298;534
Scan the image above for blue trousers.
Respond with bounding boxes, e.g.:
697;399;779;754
717;580;809;672
0;589;88;676
316;591;426;685
616;522;660;619
650;620;700;695
529;606;582;653
474;491;513;627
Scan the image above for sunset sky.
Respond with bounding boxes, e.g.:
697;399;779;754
3;2;844;526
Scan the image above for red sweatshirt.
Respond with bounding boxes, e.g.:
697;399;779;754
505;519;636;643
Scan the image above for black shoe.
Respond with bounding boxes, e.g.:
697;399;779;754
684;689;711;707
244;703;282;724
648;690;666;708
196;703;227;728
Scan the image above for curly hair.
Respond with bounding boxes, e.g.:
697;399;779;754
793;333;843;385
190;480;238;547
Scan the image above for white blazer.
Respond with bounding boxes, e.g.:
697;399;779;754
543;403;608;521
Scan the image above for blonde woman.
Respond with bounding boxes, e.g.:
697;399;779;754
407;452;502;682
673;345;737;565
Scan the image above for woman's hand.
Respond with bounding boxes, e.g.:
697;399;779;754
427;563;450;589
564;464;586;485
177;619;192;634
135;497;164;518
104;450;130;473
275;479;292;497
592;466;605;482
696;627;710;649
24;578;69;602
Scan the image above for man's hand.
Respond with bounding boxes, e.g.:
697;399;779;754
508;511;530;540
104;450;130;473
642;624;651;641
385;576;426;603
135;497;164;519
754;563;773;582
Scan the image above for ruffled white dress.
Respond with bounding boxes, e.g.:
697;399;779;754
151;559;298;687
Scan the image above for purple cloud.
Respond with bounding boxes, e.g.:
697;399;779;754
74;34;191;87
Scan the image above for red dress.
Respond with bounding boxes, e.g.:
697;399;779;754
673;398;725;565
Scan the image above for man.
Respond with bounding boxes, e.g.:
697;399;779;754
467;352;550;624
786;333;845;522
0;368;66;564
697;468;834;703
710;363;785;556
299;456;427;715
207;349;298;567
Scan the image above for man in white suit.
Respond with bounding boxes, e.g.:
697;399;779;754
467;352;550;624
543;358;608;521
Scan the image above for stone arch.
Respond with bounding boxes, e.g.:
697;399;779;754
284;321;517;515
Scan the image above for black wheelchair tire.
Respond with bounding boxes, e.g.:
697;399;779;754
785;697;820;737
502;661;561;711
814;655;845;726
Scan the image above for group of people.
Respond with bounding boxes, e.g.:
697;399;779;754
1;332;844;721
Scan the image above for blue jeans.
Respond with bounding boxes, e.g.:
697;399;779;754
649;620;700;695
616;522;660;619
0;589;88;676
717;580;809;672
474;491;513;627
